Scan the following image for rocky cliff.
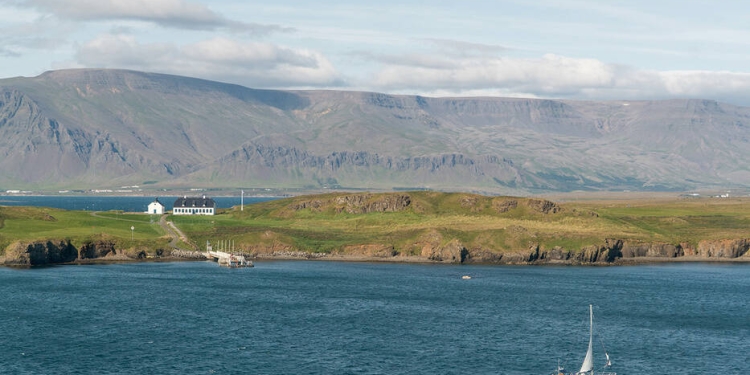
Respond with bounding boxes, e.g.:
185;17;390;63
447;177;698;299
2;240;77;266
2;238;149;266
5;236;747;266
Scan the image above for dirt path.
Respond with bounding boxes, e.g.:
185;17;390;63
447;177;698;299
89;211;196;251
158;214;197;251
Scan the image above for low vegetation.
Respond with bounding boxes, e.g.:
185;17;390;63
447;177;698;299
172;192;750;258
0;207;169;256
3;192;750;263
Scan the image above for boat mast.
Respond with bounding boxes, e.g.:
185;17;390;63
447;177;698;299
579;304;594;374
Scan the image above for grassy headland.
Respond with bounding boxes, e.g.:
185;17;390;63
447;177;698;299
173;191;750;263
0;207;170;260
3;191;750;264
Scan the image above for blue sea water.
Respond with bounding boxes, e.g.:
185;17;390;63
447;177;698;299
0;261;747;374
0;195;275;212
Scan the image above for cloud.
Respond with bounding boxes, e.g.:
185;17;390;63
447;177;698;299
368;51;750;105
0;10;74;56
0;47;21;57
74;34;342;88
20;0;291;34
423;38;511;57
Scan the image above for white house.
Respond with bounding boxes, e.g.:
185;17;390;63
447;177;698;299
147;198;165;215
172;195;216;215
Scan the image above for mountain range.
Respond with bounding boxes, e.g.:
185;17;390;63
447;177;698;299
2;68;749;193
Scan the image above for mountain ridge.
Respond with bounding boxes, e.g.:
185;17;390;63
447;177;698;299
2;68;749;193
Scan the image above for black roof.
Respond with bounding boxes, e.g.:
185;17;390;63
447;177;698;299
174;196;216;208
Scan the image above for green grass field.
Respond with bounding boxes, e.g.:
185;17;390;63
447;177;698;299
170;192;750;256
0;207;169;254
3;192;750;258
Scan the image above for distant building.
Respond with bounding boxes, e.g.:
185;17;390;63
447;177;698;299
147;198;165;215
173;195;216;215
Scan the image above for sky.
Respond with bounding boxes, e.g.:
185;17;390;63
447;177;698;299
2;0;750;105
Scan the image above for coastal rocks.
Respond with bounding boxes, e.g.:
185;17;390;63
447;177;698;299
340;244;398;258
416;231;468;263
614;239;750;260
3;239;77;266
575;244;619;263
462;249;505;263
421;239;468;263
171;249;208;259
79;239;117;259
241;241;296;257
540;246;573;261
694;239;750;258
620;242;683;258
266;250;327;259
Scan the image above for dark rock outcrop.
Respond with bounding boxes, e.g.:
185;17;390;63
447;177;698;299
3;240;77;266
79;240;117;259
526;199;562;214
334;193;411;214
492;198;518;213
620;242;683;258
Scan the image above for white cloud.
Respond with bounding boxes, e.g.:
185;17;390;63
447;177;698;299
19;0;290;34
0;9;74;57
74;34;342;88
368;51;750;105
423;38;511;57
374;54;616;93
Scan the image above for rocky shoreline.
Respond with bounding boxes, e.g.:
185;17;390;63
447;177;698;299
3;238;750;267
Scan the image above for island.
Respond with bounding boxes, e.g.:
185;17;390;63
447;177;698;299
2;191;750;266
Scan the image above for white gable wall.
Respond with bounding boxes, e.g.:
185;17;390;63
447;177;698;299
148;202;165;215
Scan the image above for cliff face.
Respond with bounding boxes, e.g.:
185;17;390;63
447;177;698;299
459;238;750;264
2;239;146;266
3;237;748;266
2;240;77;266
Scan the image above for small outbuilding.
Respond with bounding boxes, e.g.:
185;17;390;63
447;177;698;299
147;198;165;215
173;195;216;215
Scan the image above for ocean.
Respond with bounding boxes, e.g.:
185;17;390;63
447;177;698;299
0;195;276;212
0;261;747;374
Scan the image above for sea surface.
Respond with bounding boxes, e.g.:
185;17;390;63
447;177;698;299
0;195;275;212
0;261;747;374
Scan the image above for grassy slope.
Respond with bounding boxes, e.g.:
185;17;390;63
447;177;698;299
3;193;750;257
173;192;750;255
0;207;170;254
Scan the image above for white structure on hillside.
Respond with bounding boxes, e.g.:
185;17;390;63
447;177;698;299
173;195;216;215
147;198;165;215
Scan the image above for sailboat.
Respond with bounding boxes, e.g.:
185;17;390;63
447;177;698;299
553;305;616;375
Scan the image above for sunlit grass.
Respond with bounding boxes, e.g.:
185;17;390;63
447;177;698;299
4;193;750;257
174;192;750;255
0;207;168;253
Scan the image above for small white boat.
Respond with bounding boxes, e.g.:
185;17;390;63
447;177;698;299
553;305;615;375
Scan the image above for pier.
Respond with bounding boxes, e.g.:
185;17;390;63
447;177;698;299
204;240;253;267
205;250;254;267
